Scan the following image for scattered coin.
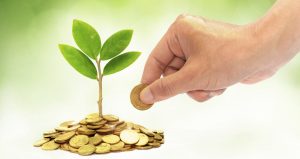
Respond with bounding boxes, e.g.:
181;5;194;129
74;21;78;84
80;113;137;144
120;129;139;144
89;134;102;145
41;140;60;150
43;130;57;135
60;120;78;128
140;127;155;137
86;113;99;119
135;145;152;150
154;134;163;140
148;142;161;148
103;114;119;122
60;143;69;151
77;127;96;135
102;134;120;144
110;141;125;151
54;131;76;143
69;135;89;148
95;143;111;154
135;133;149;146
55;125;80;132
69;145;78;153
78;144;96;156
33;138;50;147
86;117;102;124
130;83;153;110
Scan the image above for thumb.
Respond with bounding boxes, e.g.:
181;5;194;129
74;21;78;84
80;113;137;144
140;67;192;104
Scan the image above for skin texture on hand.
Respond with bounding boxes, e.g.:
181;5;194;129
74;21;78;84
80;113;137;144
140;0;300;105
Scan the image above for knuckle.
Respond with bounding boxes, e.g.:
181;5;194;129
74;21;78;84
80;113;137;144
176;14;189;21
173;14;190;27
149;79;174;101
158;78;175;99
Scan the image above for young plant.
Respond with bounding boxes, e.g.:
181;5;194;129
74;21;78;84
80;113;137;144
59;19;141;117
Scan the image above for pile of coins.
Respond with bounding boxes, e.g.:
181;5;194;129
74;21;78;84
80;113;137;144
33;113;164;155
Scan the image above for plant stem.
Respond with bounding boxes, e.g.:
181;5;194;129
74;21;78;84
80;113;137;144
96;58;103;117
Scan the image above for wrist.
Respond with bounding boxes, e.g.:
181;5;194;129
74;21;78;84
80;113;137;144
247;0;300;70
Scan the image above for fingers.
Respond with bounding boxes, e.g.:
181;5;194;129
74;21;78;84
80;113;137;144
187;89;226;102
163;57;186;77
141;29;175;84
140;65;193;104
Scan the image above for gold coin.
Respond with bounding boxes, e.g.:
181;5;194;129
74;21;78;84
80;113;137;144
69;135;89;148
153;130;164;134
110;141;125;151
87;124;103;129
102;134;120;144
55;125;80;132
41;140;60;150
79;119;87;125
148;142;161;147
43;132;61;138
59;120;78;128
78;144;96;156
96;125;115;134
159;139;164;144
69;145;78;153
130;83;153;110
108;120;124;126
89;134;102;145
133;129;141;133
60;143;69;151
43;130;57;135
135;145;152;150
115;122;127;131
120;129;139;144
120;146;132;151
140;127;155;137
54;131;75;143
148;137;154;143
154;134;163;140
135;133;149;146
126;122;134;129
103;114;119;122
77;127;96;135
95;143;111;154
33;138;50;147
86;117;102;123
86;113;99;119
90;120;107;126
133;124;143;130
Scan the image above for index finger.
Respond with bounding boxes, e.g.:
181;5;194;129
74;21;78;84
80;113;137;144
141;29;175;84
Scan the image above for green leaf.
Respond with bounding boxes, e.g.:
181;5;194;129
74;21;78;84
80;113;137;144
72;19;101;60
103;51;141;76
100;29;133;60
59;44;97;79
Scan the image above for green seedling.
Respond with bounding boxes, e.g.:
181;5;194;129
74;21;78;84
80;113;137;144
59;19;141;117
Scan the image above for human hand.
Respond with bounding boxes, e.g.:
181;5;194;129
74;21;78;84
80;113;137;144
140;14;284;104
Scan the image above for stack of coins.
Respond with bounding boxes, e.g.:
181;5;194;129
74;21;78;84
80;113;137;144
33;113;164;155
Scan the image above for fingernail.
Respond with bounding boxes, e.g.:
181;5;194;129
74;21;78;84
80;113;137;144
140;87;154;104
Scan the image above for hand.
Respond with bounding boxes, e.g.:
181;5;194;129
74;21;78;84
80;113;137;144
140;14;281;104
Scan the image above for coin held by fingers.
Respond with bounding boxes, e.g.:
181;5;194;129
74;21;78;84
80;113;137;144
130;83;153;110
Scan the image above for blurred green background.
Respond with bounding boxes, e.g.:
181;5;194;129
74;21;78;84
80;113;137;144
0;0;284;109
1;0;300;158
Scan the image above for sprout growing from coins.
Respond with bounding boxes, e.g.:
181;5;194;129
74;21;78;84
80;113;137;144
33;20;164;155
59;19;140;117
